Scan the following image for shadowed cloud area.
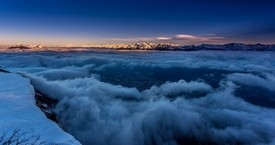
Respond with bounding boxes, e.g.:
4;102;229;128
0;50;275;145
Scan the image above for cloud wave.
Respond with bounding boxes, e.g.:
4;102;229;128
0;50;275;145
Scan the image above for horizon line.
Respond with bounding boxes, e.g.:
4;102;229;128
1;42;275;48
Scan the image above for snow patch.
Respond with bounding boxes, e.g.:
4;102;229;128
0;73;81;145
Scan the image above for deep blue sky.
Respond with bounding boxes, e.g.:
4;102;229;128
0;0;275;45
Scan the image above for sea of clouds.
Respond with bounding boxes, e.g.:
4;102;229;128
0;50;275;145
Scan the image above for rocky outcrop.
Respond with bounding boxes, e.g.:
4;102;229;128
0;68;10;73
9;43;31;50
34;90;58;122
88;42;178;50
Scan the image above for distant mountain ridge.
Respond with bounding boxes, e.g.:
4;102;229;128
80;42;275;51
9;43;31;49
2;43;275;51
181;43;275;51
8;43;45;50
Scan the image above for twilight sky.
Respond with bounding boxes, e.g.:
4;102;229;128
0;0;275;46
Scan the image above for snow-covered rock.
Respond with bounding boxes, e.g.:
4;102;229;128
0;73;81;145
9;43;31;50
86;42;178;50
29;44;45;49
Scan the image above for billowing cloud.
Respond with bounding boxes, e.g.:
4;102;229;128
0;50;275;145
144;80;213;99
227;73;275;91
22;74;275;145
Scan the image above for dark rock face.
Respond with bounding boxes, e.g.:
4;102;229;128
8;44;31;50
0;68;10;73
0;66;10;73
34;90;58;122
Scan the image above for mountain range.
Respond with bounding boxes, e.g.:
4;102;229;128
2;43;275;51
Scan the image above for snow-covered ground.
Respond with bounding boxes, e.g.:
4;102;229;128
0;73;81;145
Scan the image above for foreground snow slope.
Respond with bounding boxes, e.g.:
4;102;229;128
0;73;81;145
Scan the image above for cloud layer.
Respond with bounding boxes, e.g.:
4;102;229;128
0;50;275;145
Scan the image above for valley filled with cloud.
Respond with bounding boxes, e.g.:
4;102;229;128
0;50;275;145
